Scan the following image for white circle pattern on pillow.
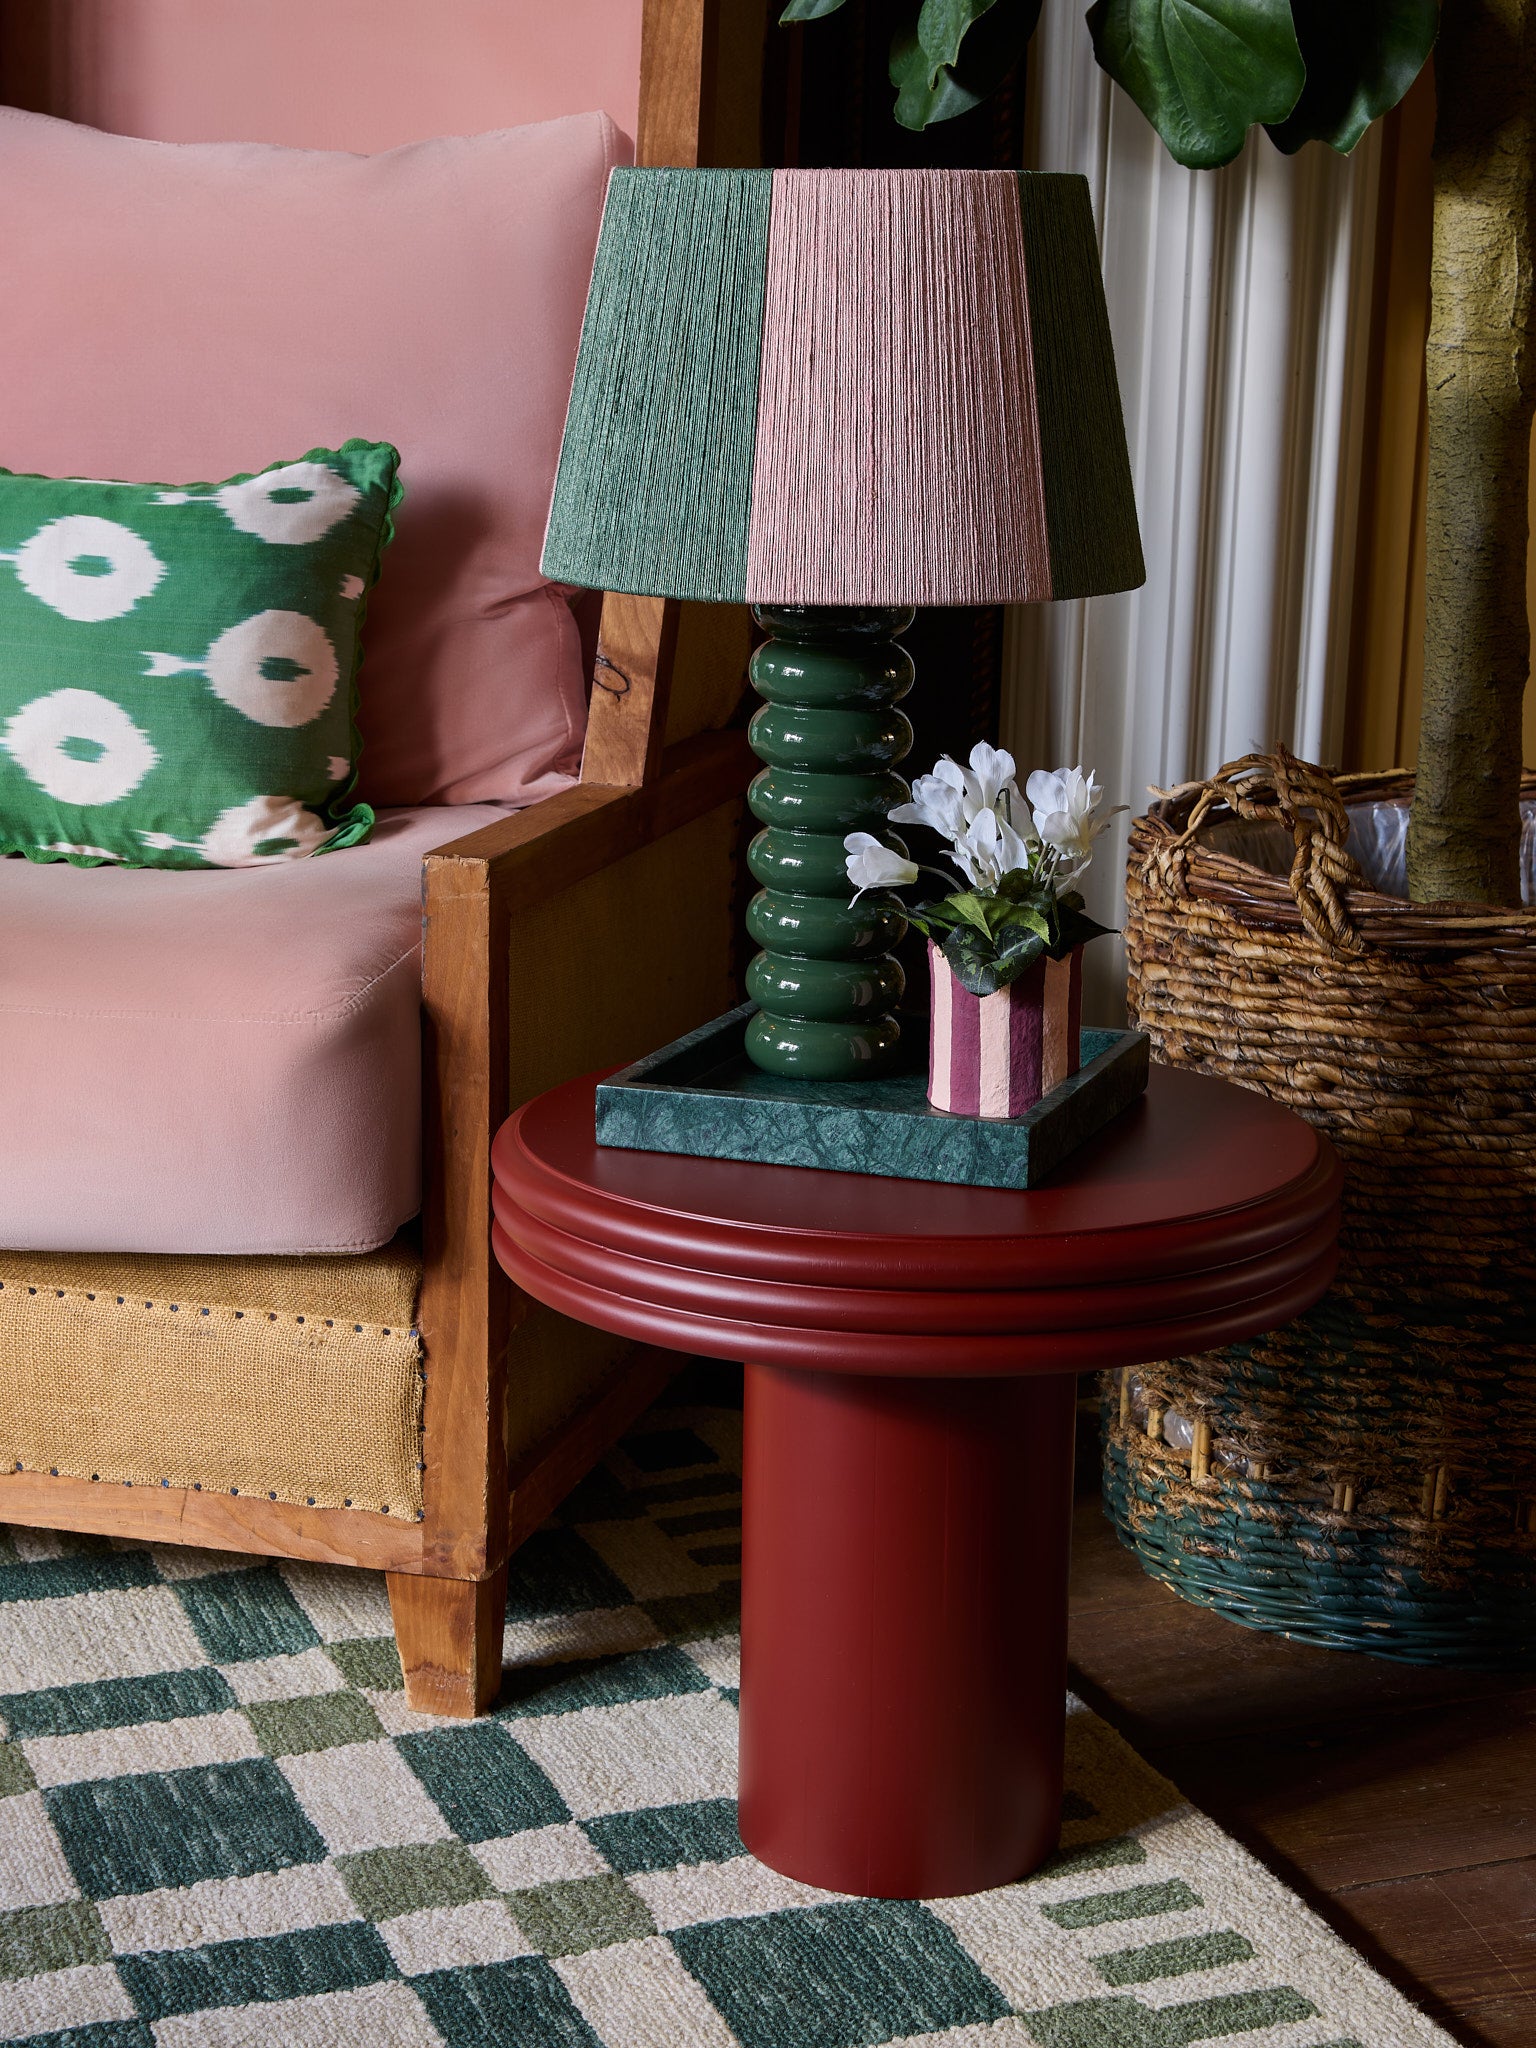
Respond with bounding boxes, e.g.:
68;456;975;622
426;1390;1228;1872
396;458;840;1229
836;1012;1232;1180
10;516;166;622
199;794;332;865
3;687;158;804
215;461;362;545
145;611;340;729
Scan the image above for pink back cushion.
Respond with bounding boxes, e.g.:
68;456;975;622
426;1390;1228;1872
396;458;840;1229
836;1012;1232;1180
0;106;627;806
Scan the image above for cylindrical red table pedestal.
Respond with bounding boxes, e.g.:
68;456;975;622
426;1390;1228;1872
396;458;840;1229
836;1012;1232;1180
490;1065;1341;1902
739;1363;1077;1898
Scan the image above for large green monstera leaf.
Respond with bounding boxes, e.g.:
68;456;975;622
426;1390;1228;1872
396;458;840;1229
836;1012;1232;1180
1266;0;1439;155
781;0;1436;161
1085;0;1305;168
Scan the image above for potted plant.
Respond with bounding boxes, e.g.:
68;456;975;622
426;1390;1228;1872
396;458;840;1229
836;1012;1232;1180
786;0;1526;902
793;1;1536;1665
845;743;1119;1116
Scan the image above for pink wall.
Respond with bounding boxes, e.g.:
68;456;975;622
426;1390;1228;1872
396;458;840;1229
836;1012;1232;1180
9;0;642;151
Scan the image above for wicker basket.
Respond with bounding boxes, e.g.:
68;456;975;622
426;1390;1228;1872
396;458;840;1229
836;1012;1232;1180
1107;750;1536;1666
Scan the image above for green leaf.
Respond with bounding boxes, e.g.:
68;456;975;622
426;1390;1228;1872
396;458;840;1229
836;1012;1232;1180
1051;899;1116;957
941;920;1048;995
916;0;1003;72
1086;0;1306;169
779;0;850;20
1266;0;1435;155
994;901;1052;944
890;0;1042;130
943;890;1000;938
905;896;961;938
996;867;1053;909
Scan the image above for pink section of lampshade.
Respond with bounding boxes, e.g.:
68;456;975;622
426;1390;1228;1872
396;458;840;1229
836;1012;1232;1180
745;169;1053;608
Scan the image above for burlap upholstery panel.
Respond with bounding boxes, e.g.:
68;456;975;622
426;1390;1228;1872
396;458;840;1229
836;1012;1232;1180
0;1241;424;1517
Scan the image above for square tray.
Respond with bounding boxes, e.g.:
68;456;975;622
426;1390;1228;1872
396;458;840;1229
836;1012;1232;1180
595;1004;1149;1189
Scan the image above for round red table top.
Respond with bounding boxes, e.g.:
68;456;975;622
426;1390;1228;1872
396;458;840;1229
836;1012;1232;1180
491;1065;1340;1376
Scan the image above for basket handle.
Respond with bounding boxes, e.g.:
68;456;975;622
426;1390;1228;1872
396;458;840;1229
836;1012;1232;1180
1146;745;1366;956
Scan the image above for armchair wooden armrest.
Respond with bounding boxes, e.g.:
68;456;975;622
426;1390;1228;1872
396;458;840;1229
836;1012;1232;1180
384;706;748;1710
416;728;749;1574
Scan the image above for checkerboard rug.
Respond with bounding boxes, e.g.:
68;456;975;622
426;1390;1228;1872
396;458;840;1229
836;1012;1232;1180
0;1367;1452;2048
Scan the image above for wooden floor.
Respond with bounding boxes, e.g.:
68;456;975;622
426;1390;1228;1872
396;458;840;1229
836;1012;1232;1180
1069;1493;1536;2048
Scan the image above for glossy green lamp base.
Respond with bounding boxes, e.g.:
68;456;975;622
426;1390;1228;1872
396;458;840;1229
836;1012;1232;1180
745;604;915;1081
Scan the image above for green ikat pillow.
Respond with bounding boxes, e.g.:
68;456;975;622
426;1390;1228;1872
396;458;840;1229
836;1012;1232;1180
0;439;401;867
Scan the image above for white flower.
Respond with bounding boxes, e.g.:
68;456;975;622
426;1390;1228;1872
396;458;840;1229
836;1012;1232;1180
949;808;1034;891
889;772;967;843
958;741;1019;817
844;832;919;899
891;741;1023;844
1025;765;1125;874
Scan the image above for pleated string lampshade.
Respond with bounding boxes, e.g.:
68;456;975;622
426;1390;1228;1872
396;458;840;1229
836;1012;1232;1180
544;168;1144;1081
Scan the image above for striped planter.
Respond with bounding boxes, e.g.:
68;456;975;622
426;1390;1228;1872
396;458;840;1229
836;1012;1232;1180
927;943;1082;1119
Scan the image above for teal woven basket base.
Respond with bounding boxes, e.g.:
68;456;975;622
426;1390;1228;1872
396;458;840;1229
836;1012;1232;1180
1101;1419;1536;1670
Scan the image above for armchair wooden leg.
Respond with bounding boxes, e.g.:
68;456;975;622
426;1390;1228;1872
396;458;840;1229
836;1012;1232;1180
386;1566;508;1717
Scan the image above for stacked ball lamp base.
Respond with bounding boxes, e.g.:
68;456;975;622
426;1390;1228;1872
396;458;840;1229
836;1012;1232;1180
490;1064;1341;1900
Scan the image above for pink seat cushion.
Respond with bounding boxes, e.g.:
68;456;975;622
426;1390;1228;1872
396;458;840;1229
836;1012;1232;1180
0;808;505;1255
0;106;626;807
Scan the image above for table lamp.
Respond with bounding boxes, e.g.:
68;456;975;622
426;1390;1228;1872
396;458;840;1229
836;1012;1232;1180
543;168;1143;1083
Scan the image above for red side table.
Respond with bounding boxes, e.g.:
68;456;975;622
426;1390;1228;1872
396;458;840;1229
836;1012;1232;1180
491;1065;1339;1901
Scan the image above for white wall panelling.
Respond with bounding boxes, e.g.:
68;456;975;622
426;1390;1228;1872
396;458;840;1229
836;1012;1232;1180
1005;10;1382;1020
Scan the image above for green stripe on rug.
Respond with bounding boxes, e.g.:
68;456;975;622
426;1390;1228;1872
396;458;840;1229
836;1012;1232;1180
542;167;772;603
1093;1928;1255;1984
1015;172;1146;602
1043;1878;1201;1928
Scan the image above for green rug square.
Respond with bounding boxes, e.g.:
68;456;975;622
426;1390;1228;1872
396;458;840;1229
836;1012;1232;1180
246;1689;384;1757
583;1797;743;1874
0;1667;237;1742
670;1901;1011;2048
117;1920;397;2021
0;1743;37;1798
506;1874;655;1957
326;1636;406;1693
397;1725;570;1844
173;1567;322;1665
0;442;397;869
413;1956;601;2047
495;1645;710;1722
0;1898;109;1980
0;1550;159;1607
44;1757;328;1899
339;1842;495;1921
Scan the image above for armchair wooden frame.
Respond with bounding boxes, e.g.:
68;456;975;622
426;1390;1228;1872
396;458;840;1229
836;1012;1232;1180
0;0;749;1715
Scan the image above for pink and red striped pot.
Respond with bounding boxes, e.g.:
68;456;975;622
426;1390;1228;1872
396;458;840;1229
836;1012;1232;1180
927;942;1082;1119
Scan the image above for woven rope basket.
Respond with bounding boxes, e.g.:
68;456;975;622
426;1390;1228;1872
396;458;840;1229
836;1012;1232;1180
1107;749;1536;1666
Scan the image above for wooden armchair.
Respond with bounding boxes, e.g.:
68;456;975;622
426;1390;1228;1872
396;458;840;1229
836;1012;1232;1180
0;0;752;1716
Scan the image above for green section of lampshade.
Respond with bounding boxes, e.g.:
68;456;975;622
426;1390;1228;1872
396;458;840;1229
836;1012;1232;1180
541;168;773;603
0;441;398;869
1015;174;1146;602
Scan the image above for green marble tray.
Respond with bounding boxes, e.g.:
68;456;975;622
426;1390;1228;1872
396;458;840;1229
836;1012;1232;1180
595;1004;1149;1189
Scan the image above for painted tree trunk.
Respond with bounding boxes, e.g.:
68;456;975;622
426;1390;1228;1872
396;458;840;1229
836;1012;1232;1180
927;943;1082;1119
1407;0;1536;906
